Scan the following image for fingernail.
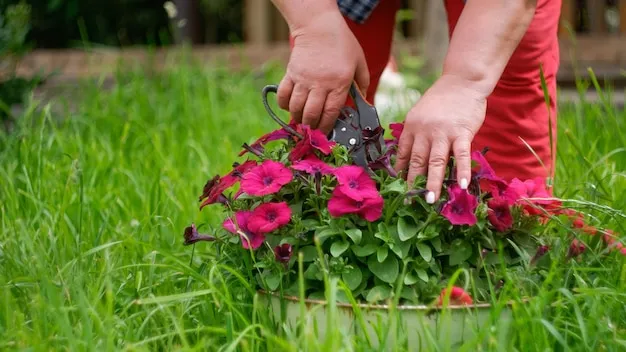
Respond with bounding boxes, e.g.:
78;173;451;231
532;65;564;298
426;191;435;204
460;178;469;190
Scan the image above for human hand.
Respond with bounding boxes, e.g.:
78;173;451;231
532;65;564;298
393;74;487;203
277;10;369;134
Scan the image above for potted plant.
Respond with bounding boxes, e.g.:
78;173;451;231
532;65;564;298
182;87;624;348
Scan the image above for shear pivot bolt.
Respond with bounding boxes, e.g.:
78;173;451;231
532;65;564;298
349;138;356;145
341;127;346;132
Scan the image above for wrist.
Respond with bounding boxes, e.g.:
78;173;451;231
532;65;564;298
273;0;340;35
435;73;492;101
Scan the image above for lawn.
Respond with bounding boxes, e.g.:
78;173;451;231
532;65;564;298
0;60;625;351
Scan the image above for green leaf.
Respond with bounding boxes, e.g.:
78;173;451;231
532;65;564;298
382;178;406;194
368;255;399;284
315;228;339;241
416;243;432;262
265;272;281;291
366;285;392;303
448;239;473;266
415;268;429;283
398;217;418;241
345;229;362;244
330;241;349;257
404;271;419;285
303;263;321;280
299;246;318;262
377;246;388;262
352;244;377;257
342;266;362;290
417;223;439;240
390;228;411;259
430;237;442;252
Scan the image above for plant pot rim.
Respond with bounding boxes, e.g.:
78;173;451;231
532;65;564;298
258;290;529;311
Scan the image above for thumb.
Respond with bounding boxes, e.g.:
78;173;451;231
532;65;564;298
354;53;370;98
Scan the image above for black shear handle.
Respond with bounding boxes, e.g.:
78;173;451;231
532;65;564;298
261;85;302;138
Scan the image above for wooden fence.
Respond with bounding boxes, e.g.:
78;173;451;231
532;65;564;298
243;0;626;81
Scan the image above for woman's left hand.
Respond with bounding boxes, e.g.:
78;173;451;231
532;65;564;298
393;74;487;203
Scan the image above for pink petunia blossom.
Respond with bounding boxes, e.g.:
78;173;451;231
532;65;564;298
223;211;265;250
332;165;380;201
328;187;383;221
440;184;479;226
198;160;258;209
567;239;586;258
487;197;513;232
291;154;334;175
274;243;293;263
389;122;404;140
289;125;336;162
240;160;293;196
239;128;292;156
247;202;292;234
437;286;473;306
471;151;507;184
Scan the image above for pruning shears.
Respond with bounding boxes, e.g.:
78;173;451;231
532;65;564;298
262;82;385;172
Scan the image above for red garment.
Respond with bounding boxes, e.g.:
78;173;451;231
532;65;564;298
288;0;560;182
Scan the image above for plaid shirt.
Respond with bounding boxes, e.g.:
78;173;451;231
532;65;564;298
337;0;381;24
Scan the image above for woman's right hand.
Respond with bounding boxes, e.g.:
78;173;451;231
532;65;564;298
276;9;369;134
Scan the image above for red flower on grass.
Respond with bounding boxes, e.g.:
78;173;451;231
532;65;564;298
291;154;334;175
239;127;292;156
274;243;293;263
437;286;473;306
487;197;513;232
248;202;292;234
240;160;293;196
332;165;379;201
289;125;336;161
199;160;258;209
440;184;479;226
223;211;265;250
567;239;586;258
328;187;383;221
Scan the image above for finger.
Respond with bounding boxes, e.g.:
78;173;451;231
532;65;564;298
288;84;309;124
393;128;413;177
318;89;347;134
302;89;327;129
406;138;430;191
354;53;370;97
452;136;472;190
277;77;294;111
425;137;451;203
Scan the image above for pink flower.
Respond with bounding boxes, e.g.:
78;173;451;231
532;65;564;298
239;127;292;156
567;239;586;258
437;286;473;306
332;165;380;201
198;160;258;209
487;197;513;232
440;184;479;226
291;154;334;175
471;151;506;184
289;125;336;161
247;202;292;234
223;211;265;250
240;160;293;196
274;243;293;263
328;187;383;221
389;122;403;140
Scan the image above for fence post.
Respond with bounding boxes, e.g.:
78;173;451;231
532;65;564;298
244;0;271;46
423;0;449;72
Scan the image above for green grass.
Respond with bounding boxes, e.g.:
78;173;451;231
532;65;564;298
0;60;625;351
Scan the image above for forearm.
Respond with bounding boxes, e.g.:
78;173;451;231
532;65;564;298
442;0;537;97
270;0;339;33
